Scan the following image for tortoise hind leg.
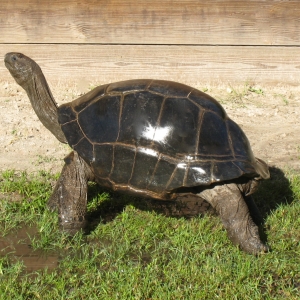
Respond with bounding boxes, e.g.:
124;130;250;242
198;183;268;254
47;151;94;235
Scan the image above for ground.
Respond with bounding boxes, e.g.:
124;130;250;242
0;80;299;173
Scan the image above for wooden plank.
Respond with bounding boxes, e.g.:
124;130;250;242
1;1;300;45
1;44;299;85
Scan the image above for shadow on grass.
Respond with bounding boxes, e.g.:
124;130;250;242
251;166;295;248
85;188;216;234
85;166;294;237
253;166;294;219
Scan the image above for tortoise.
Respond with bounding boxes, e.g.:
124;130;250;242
4;52;270;254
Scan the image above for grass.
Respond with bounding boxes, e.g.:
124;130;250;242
0;169;299;299
34;155;58;166
219;82;265;106
274;93;289;106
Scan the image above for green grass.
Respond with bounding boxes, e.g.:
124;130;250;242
0;169;299;299
218;82;265;107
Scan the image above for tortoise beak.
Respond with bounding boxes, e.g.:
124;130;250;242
4;53;10;61
4;53;10;64
4;53;15;70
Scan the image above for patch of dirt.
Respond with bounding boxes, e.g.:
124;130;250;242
0;80;299;174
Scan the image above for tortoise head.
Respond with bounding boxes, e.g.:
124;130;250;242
4;52;68;144
4;52;40;87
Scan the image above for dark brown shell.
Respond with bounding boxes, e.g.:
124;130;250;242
58;79;263;200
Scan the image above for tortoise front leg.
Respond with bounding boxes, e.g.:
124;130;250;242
198;183;269;254
47;151;94;235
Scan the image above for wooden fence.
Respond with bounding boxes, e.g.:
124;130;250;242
1;0;299;85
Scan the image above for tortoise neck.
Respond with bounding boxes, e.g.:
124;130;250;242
24;68;67;143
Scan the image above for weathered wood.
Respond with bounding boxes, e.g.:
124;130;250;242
1;44;299;85
1;0;300;45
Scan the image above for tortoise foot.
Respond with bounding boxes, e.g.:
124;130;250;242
59;216;87;236
226;216;269;255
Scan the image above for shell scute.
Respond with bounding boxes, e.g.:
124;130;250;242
78;94;121;143
148;80;192;97
110;145;135;184
198;111;233;158
61;120;83;147
129;149;158;189
118;91;164;147
212;161;243;183
146;158;177;193
186;162;212;186
227;119;254;159
58;104;76;124
92;144;113;178
159;97;199;155
73;137;93;163
189;89;227;117
106;79;150;93
72;84;108;113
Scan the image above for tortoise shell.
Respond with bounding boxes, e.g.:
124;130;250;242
58;79;261;200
